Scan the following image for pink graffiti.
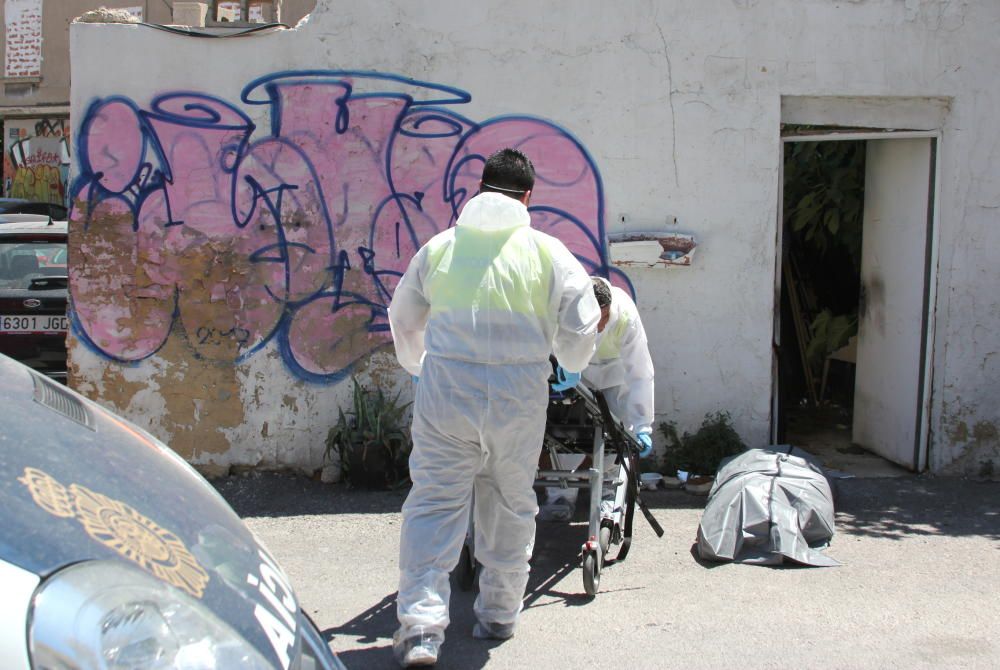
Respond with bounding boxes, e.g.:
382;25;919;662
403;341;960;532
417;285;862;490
70;72;626;381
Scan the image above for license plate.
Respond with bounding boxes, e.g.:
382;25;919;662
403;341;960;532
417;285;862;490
0;314;68;333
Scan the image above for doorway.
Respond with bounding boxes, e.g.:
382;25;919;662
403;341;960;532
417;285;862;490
774;130;939;473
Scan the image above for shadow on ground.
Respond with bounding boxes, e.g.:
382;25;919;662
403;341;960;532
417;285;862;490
211;471;708;517
833;476;1000;541
317;509;607;668
213;471;408;517
213;471;1000;543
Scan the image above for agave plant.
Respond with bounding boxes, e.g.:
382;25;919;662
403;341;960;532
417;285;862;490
325;377;412;489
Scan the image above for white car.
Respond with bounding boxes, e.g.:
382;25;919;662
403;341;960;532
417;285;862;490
0;353;346;669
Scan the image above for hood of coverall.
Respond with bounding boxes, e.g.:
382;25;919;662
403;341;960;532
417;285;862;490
456;191;531;230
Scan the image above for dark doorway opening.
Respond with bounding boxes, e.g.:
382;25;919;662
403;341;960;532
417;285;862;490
777;138;865;469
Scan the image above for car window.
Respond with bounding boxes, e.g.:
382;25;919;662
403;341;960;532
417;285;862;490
0;240;67;288
0;199;28;214
0;202;67;219
47;246;68;265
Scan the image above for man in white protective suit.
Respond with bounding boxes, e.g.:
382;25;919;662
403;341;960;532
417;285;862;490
387;148;600;667
542;276;655;524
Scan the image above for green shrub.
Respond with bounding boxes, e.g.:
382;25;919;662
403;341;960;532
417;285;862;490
658;411;746;477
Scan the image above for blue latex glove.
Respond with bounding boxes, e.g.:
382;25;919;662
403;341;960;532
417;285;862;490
636;431;653;458
550;366;581;392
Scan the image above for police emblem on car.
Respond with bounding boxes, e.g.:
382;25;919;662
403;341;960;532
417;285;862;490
0;353;347;669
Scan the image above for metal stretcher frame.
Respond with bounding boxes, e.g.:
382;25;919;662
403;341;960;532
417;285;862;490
541;381;664;594
455;380;663;596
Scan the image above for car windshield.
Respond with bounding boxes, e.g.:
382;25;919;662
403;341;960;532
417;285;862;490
0;240;67;289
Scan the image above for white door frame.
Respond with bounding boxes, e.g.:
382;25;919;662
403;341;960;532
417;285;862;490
772;130;942;471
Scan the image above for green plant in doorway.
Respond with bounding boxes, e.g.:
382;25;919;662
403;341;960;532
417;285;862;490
806;308;857;369
783;139;865;374
783;140;865;265
324;377;412;489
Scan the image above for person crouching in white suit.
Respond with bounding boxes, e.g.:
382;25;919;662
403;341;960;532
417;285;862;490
543;276;655;523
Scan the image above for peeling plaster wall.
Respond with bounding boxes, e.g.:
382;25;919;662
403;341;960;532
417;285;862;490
68;0;1000;476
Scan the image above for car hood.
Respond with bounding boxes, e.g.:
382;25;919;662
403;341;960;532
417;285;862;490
0;356;305;669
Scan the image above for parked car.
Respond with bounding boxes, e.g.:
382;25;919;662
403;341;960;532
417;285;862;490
0;352;347;669
0;213;57;225
0;199;67;220
0;218;68;381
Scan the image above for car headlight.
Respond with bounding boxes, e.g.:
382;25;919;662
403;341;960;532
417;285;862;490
29;561;275;670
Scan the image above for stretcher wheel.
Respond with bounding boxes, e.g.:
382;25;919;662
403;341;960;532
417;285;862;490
582;550;601;596
456;543;476;592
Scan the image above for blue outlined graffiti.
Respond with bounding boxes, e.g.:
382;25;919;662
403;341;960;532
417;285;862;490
69;70;629;382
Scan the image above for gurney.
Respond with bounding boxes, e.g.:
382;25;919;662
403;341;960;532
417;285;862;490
454;374;664;596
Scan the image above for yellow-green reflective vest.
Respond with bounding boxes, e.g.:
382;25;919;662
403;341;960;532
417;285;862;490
423;225;553;319
596;308;631;361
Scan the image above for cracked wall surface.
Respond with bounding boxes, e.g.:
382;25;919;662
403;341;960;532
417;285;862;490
68;0;1000;474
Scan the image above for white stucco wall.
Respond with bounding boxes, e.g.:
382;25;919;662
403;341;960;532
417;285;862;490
68;0;1000;476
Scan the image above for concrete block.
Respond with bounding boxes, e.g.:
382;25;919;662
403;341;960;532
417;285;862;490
173;2;208;27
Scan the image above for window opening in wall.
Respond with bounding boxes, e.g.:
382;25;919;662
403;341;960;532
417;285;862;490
212;0;277;24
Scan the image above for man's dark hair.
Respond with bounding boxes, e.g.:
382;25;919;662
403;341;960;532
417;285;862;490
591;277;612;308
480;148;535;196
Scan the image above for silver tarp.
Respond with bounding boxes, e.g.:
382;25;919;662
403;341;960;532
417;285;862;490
696;447;839;566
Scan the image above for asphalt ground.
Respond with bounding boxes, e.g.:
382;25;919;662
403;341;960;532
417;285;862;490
215;473;1000;670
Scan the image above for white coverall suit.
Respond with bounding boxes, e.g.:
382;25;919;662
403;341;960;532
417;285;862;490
388;191;600;644
583;279;654;436
544;278;655;520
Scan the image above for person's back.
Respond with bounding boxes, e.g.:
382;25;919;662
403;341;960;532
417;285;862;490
388;148;599;667
396;191;594;369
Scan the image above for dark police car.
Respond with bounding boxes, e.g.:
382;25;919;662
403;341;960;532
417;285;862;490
0;353;346;669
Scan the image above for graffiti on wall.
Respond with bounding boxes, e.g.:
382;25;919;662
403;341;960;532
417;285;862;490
70;71;628;382
4;118;71;204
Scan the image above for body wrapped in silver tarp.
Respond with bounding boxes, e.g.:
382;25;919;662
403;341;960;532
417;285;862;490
696;447;839;566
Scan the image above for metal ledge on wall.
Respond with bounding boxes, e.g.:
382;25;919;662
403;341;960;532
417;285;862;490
608;232;697;267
